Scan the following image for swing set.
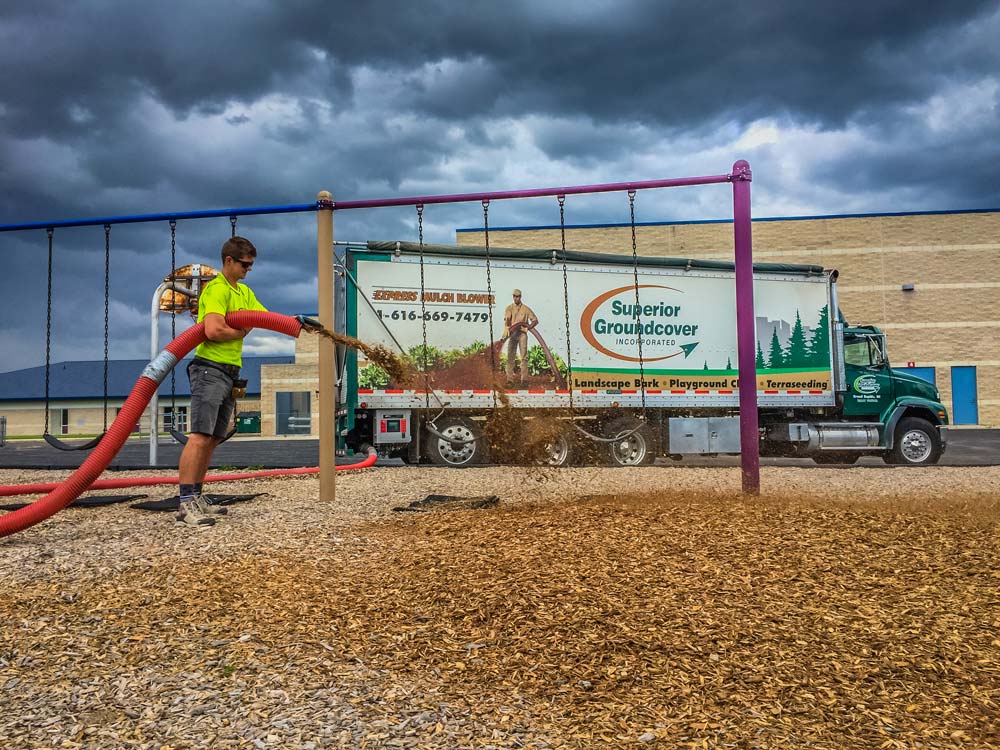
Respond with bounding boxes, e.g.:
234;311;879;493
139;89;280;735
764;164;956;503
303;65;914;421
37;215;241;453
0;161;759;497
41;225;111;451
319;159;759;493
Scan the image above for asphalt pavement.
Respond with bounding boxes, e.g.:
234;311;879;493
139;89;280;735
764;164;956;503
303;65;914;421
0;429;996;470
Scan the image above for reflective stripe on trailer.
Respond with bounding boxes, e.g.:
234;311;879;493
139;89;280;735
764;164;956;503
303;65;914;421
360;389;832;397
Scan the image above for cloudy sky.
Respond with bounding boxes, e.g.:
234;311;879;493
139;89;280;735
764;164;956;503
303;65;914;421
1;0;997;372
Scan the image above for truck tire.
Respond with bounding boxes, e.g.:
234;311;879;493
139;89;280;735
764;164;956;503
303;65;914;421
426;417;487;467
811;452;860;465
886;417;942;466
540;429;575;467
605;417;655;466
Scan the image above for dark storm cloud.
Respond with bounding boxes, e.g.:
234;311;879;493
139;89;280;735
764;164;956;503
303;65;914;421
1;0;998;372
4;1;996;141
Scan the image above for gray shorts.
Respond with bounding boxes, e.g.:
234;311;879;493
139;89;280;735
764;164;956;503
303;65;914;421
187;362;236;439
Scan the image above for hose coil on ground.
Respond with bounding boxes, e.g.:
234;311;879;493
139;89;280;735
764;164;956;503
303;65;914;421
0;311;314;537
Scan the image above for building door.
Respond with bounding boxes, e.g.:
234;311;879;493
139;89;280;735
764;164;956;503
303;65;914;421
950;366;978;425
905;367;936;384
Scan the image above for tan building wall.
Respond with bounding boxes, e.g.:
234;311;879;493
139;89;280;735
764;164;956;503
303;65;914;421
0;401;132;438
260;332;320;437
0;398;262;438
457;210;1000;427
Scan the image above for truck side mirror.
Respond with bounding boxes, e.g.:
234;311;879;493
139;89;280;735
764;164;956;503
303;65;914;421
869;337;887;367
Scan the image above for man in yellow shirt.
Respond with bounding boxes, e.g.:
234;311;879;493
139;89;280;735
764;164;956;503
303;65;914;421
176;236;267;526
503;289;538;385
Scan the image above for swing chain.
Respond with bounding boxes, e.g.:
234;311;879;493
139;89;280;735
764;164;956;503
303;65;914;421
230;215;237;237
416;204;430;410
558;195;574;412
103;224;111;431
44;228;53;435
482;200;497;407
169;219;178;421
628;190;647;418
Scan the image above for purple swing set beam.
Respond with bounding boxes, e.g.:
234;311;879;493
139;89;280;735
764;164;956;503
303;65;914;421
330;173;734;210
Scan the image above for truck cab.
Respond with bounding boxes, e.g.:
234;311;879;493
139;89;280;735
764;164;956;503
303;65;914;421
838;324;948;465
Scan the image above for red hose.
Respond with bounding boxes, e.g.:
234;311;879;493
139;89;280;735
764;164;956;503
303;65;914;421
0;452;379;498
0;311;323;537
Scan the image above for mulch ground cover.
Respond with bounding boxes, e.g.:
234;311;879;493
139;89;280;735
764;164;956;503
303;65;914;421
3;489;997;748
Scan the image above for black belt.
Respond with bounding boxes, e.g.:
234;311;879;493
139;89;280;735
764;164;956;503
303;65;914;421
190;356;240;380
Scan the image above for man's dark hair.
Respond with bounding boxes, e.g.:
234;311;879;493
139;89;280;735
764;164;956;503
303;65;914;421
221;236;258;264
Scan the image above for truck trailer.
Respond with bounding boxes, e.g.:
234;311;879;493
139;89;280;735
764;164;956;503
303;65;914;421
333;241;948;467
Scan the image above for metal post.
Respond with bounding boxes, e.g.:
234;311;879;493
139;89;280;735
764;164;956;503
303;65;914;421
317;191;336;501
149;282;168;466
731;160;760;495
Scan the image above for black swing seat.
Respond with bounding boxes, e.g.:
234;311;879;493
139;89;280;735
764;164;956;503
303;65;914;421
44;432;106;452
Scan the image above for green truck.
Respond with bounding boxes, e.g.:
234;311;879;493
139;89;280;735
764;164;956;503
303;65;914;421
827;323;948;465
335;241;948;467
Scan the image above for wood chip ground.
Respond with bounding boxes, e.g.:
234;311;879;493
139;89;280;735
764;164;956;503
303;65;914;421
2;465;998;749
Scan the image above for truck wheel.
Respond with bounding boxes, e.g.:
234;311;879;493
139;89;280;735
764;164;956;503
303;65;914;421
426;417;487;467
886;417;942;466
811;452;860;465
605;417;655;466
540;429;575;467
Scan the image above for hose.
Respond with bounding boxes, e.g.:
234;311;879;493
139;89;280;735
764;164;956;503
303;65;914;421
0;452;378;498
0;311;310;537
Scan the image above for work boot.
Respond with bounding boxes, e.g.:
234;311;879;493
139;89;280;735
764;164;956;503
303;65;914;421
175;497;216;526
195;494;229;516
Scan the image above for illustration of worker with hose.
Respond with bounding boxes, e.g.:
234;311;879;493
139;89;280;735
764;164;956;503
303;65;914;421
503;289;539;386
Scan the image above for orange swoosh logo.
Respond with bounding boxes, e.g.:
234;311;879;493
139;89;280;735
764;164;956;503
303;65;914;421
580;284;683;363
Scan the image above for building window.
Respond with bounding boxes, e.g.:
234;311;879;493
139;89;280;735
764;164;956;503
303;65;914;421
163;406;188;433
276;392;311;435
57;408;69;435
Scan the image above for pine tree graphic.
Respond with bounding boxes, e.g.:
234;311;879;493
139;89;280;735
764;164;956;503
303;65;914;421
785;310;809;368
756;340;766;370
767;328;784;369
806;304;831;366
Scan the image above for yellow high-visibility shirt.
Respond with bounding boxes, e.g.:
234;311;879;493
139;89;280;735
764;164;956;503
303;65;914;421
194;274;267;367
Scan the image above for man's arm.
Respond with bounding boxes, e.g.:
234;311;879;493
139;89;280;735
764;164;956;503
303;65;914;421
203;313;249;342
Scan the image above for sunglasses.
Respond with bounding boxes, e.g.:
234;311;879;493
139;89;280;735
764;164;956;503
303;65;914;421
234;258;254;269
